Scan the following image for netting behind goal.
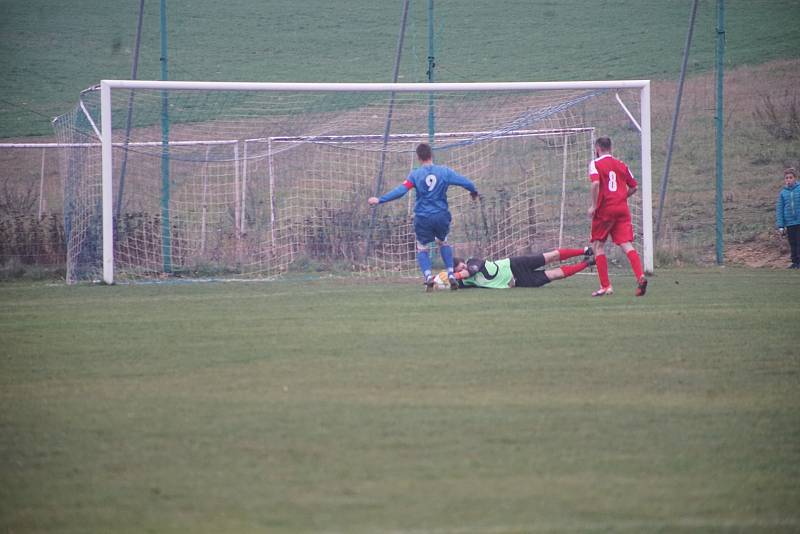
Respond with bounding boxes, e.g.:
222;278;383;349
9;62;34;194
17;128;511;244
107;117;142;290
53;81;650;283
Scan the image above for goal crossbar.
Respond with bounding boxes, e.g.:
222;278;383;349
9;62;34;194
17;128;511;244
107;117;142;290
99;79;650;92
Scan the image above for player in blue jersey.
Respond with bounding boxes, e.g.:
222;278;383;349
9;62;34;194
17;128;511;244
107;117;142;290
368;143;479;291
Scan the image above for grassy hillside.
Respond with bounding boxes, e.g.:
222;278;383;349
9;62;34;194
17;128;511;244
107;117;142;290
1;0;799;137
647;60;800;265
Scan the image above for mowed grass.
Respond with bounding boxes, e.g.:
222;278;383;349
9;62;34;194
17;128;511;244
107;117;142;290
1;269;799;533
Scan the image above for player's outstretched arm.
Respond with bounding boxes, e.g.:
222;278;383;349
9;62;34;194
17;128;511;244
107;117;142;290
369;181;413;206
448;171;479;198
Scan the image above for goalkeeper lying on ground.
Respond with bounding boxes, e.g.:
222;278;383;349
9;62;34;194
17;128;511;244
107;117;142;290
451;247;594;289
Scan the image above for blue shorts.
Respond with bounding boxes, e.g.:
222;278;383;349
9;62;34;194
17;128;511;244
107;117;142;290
414;212;452;245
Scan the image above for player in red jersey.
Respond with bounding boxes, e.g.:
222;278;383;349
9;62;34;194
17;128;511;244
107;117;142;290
587;136;648;297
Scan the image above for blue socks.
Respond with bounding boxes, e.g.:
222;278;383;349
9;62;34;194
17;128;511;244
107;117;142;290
417;249;432;279
417;244;455;279
440;244;454;274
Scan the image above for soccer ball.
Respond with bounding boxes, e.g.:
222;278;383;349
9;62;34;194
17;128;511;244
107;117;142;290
433;270;450;290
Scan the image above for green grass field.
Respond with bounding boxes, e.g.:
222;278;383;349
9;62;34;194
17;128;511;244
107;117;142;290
2;2;800;530
2;270;799;533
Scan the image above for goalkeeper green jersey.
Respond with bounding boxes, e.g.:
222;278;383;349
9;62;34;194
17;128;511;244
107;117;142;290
462;258;513;289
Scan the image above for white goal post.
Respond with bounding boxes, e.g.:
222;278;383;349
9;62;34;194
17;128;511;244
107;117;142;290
92;79;652;284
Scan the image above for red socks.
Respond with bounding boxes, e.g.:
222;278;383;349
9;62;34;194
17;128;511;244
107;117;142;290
557;248;585;261
626;249;644;280
593;250;643;287
595;254;611;288
561;261;588;278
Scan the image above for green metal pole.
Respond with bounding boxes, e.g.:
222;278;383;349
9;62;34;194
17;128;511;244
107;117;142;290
715;0;725;265
160;0;172;273
426;0;435;143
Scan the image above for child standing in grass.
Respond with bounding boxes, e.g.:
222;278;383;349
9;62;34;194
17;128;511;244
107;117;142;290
776;167;800;269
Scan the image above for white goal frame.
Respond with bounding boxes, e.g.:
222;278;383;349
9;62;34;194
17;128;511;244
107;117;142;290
99;79;653;284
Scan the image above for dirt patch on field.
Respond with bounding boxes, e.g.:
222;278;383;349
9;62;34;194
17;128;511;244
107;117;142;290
725;232;793;268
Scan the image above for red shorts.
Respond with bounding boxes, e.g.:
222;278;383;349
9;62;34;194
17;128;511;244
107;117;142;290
591;211;634;245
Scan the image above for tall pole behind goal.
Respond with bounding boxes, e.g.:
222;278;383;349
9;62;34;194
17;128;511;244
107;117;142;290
715;0;725;265
426;0;436;143
159;0;172;274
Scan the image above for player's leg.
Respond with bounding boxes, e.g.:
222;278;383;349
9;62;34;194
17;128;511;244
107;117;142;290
413;216;436;289
433;212;459;289
542;246;591;265
544;254;595;282
618;242;647;296
613;215;647;295
614;241;647;296
619;241;642;277
612;214;644;279
509;254;546;287
415;240;436;290
590;217;613;296
512;270;551;288
788;225;800;267
437;239;454;273
542;250;560;264
436;238;459;289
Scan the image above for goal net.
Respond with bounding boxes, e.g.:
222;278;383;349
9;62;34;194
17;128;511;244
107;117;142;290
53;80;652;284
